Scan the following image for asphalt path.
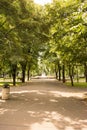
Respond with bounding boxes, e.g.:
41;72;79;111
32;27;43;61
0;78;87;130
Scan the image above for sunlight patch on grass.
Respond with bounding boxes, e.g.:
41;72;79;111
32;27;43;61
66;82;87;88
0;82;22;87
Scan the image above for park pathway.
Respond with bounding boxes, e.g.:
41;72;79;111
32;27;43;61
0;78;87;130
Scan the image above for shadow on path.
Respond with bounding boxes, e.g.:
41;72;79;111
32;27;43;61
0;79;87;130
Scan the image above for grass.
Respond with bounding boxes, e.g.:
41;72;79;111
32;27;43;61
0;81;22;87
0;77;23;87
66;82;87;88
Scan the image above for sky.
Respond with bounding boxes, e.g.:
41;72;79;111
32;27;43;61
34;0;52;5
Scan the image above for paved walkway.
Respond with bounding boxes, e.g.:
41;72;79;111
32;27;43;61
0;78;87;130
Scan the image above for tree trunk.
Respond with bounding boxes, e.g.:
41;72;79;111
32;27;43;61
22;68;26;82
27;65;31;81
76;65;79;83
55;64;58;79
84;63;87;82
62;64;66;83
11;64;17;86
69;65;74;86
27;69;30;81
12;72;16;86
58;62;61;81
70;75;74;86
20;62;27;83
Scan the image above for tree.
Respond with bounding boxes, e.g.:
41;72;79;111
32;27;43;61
44;0;87;85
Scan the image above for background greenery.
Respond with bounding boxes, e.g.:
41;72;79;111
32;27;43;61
0;0;87;87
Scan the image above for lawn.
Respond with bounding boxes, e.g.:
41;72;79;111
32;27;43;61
0;77;23;87
66;82;87;88
0;81;22;87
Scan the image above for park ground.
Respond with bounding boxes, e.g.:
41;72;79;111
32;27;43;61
0;78;87;130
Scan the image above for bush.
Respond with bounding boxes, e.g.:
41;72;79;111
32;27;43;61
3;83;10;88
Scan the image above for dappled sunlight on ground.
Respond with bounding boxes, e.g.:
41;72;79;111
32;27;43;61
25;110;87;130
0;108;8;114
0;79;87;130
30;122;57;130
12;90;47;95
0;99;6;103
50;91;83;98
10;89;84;99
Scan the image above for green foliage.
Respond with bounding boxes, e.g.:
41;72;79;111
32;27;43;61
0;0;87;85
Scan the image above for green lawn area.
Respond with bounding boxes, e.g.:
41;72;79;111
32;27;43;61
0;77;22;87
66;82;87;88
0;81;22;87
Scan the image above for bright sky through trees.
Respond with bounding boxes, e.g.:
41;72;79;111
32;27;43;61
34;0;52;5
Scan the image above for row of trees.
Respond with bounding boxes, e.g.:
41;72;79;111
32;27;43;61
0;0;87;86
43;0;87;86
0;0;49;85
